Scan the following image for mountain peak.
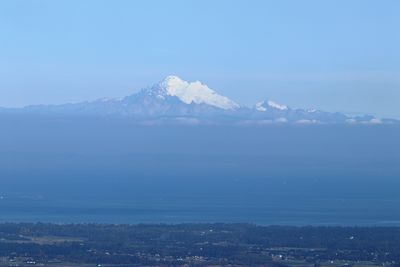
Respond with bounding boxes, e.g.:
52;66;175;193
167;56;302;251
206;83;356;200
162;75;184;83
5;76;390;124
160;75;185;89
256;99;289;111
155;75;239;110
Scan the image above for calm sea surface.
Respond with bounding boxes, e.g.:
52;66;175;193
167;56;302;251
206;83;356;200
1;117;399;225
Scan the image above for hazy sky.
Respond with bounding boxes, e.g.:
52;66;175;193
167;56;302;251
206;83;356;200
0;0;399;118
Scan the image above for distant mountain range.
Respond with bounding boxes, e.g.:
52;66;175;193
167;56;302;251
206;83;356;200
1;76;397;125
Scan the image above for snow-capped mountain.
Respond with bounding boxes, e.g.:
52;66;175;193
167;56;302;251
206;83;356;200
1;76;394;124
156;76;239;110
12;76;240;119
250;98;378;124
256;100;288;112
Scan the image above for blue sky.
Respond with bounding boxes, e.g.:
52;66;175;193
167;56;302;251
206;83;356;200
0;0;399;118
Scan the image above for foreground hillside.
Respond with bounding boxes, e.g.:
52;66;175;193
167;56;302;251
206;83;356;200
0;223;399;267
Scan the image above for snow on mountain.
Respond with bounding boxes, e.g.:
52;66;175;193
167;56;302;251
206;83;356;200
256;100;288;111
255;102;267;112
153;76;239;110
266;100;288;111
1;75;394;124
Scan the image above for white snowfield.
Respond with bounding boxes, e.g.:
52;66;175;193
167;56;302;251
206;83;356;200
255;102;267;112
266;100;288;111
255;100;288;111
158;76;239;110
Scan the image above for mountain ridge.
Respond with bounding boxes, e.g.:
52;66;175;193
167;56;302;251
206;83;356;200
1;76;397;125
